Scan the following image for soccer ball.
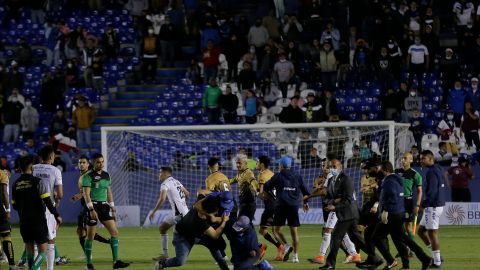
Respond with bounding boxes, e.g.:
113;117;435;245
154;261;162;270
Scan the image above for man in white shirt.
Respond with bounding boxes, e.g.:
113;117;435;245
453;1;475;46
32;145;63;270
407;37;429;91
149;167;189;259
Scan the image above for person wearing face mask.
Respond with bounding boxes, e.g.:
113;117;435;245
407;36;429;91
386;40;402;80
437;110;460;155
376;47;393;91
439;48;459;102
447;80;467;126
466;77;480;111
7;88;25;106
274;54;295;99
20;98;39;140
403;88;422;122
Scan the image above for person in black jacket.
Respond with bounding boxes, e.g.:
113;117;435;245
264;156;309;263
218;85;239;124
279;96;303;123
320;90;339;121
319;159;381;270
224;34;243;81
101;25;119;60
159;16;177;68
237;62;257;91
12;156;63;270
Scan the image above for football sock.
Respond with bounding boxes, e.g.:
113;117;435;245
342;234;357;256
85;240;93;264
426;245;432;253
407;230;415;241
161;234;168;257
47;244;55;270
27;253;34;269
79;236;86;252
54;245;59;259
319;233;331;256
110;237;119;262
263;232;281;248
31;251;46;270
21;248;27;261
433;250;441;265
1;238;14;265
94;233;110;244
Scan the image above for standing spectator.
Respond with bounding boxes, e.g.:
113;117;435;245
158;16;177;68
387;39;403;81
2;96;23;143
262;11;281;41
407;37;429;91
422;25;439;71
285;41;301;70
336;42;351;84
125;0;148;17
201;22;221;49
376;47;394;91
466;77;480;112
244;89;257;124
460;101;480;150
146;9;163;35
6;61;24;92
218;85;238;124
439;48;459;101
320;22;340;51
224;34;242;81
434;142;453;167
20;98;39;140
72;97;95;151
409;110;424;149
50;110;69;136
202;78;222;124
242;45;258;72
446;157;474;202
274;54;295;99
383;88;399;120
352;39;370;82
185;58;201;84
237;62;256;92
45;20;60;66
30;0;46;24
297;131;313;167
91;52;104;92
202;40;220;82
248;18;269;51
141;27;159;82
302;93;322;123
263;156;310;264
259;44;275;80
65;59;80;88
81;37;101;88
16;37;33;68
453;0;475;48
316;41;337;90
7;88;25;106
282;15;303;43
448;80;467;126
320;90;339;121
302;148;322;169
404;88;422;122
40;71;64;112
279;96;303;123
101;25;119;60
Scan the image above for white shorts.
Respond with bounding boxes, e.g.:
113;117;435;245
45;210;57;240
163;214;182;226
420;207;444;230
325;212;338;229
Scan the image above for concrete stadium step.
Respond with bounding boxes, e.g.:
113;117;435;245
116;91;159;100
122;84;167;92
181;46;196;56
174;60;190;68
94;115;137;125
156;77;177;84
156;68;187;77
108;99;154;108
98;107;147;116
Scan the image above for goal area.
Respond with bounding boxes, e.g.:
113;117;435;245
101;122;410;224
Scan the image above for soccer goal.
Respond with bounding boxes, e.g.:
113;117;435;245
101;122;410;224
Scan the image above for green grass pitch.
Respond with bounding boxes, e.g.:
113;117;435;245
8;225;480;269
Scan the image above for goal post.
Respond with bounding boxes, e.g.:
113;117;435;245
101;121;410;224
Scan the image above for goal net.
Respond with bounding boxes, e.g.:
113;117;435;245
101;122;410;225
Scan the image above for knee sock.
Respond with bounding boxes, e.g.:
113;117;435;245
54;245;59;259
407;230;415;241
31;251;46;270
79;236;86;252
27;253;34;269
85;240;93;264
47;244;55;270
160;234;168;257
433;250;441;266
263;232;281;248
319;233;331;256
342;234;357;256
94;233;110;244
1;238;14;265
110;237;119;262
21;248;27;261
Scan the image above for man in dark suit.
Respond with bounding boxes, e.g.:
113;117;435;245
319;159;382;270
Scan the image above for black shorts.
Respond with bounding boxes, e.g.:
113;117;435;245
260;205;275;227
238;203;256;221
404;198;414;222
87;202;113;226
77;207;87;229
273;205;300;227
20;222;49;244
0;214;11;233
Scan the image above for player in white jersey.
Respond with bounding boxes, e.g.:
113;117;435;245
32;145;63;270
149;167;189;259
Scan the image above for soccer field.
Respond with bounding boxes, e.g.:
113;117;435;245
8;225;480;270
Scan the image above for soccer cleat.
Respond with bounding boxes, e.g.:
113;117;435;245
113;260;130;269
283;246;293;262
350;254;361;264
55;256;70;265
292;254;299;263
85;263;95;270
0;253;8;263
421;258;433;270
308;255;325;264
16;259;27;267
356;259;384;269
382;260;398;270
319;264;335;269
275;244;285;261
259;243;267;260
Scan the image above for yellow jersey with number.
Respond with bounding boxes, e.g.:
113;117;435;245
205;171;231;192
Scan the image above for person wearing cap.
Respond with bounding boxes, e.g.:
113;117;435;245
225;215;275;270
466;77;480;112
264;156;309;263
446;156;474;202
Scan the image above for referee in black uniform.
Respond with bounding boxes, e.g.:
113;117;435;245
12;156;62;270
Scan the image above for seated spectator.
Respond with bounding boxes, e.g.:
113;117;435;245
448;80;467;126
20;98;39;140
460;100;480;150
2;94;24;143
319;89;339;121
410;145;421;167
434;142;453;166
242;45;259;72
244;89;258;124
24;138;37;156
302;147;322;169
404;87;422;122
218;85;239;124
302;92;322;122
347;145;362;168
53;151;67;172
274;53;295;99
123;151;149;171
437;110;459;154
446;156;474;202
237;62;257;92
409;109;424;149
279;96;303;123
261;80;282;108
185;58;201;84
0;156;11;172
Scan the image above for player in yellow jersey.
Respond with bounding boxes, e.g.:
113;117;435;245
205;158;231;192
230;155;258;220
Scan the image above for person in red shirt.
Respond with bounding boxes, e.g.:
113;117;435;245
202;40;220;83
445;157;474;202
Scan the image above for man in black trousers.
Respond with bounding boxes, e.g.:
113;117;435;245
319;159;382;270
